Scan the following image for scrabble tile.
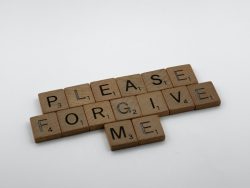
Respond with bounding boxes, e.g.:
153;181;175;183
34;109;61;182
110;96;142;121
136;91;169;116
187;81;221;110
116;74;147;97
64;84;95;108
167;64;198;87
132;115;165;145
39;89;69;113
104;120;138;151
90;78;121;102
84;101;116;130
30;113;62;143
142;69;173;92
162;86;195;114
57;107;89;136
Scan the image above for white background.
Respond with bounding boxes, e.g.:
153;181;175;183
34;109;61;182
0;0;250;188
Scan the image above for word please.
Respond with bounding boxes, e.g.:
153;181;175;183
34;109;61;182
30;64;221;151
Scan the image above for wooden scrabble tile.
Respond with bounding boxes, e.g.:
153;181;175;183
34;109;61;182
142;69;173;92
90;78;121;102
187;81;221;110
30;113;62;143
167;64;198;87
57;107;89;136
84;101;116;130
132;115;165;145
136;91;169;116
39;89;69;113
116;74;147;97
104;120;138;151
64;84;95;108
110;96;142;121
162;86;195;114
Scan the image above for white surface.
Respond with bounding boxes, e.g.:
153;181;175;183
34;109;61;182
1;1;250;188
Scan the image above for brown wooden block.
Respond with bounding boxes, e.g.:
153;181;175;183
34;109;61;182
142;69;173;92
30;113;62;143
64;84;95;108
84;101;116;130
104;120;138;151
39;89;69;113
167;64;198;87
136;91;169;116
116;74;147;97
187;81;221;110
110;96;142;121
90;78;121;102
56;107;89;136
132;115;165;145
162;86;195;114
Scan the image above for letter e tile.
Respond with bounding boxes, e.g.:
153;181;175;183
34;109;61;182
187;81;221;110
132;115;165;145
90;78;121;102
167;64;198;87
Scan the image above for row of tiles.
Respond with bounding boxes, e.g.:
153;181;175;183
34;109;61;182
31;113;165;151
38;64;199;114
30;81;221;143
105;115;165;151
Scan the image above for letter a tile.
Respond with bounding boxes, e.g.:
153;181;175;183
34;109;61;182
116;74;147;97
137;91;169;116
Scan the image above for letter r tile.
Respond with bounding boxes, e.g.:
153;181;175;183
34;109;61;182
104;120;138;151
84;101;116;130
90;78;121;102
